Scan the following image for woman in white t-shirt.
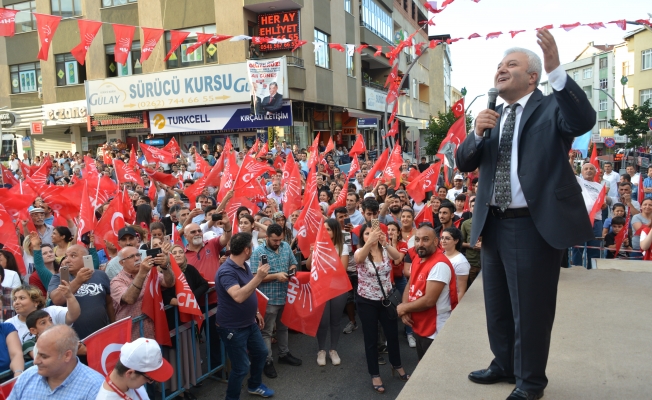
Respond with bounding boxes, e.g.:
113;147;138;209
440;227;471;300
6;284;81;344
238;214;259;251
307;219;350;367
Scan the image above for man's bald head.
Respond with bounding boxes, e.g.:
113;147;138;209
64;244;89;273
39;324;79;358
184;223;204;247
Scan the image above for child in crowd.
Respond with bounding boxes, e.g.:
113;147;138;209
604;217;632;259
22;309;86;359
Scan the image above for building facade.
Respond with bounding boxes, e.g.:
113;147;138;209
0;0;451;160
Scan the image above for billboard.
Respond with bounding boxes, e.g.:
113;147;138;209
257;10;300;52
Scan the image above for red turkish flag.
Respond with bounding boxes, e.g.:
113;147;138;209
0;164;18;186
327;178;349;216
256;142;269;159
0;205;25;275
608;20;627;30
70;19;103;65
348;156;361;178
140;143;177;164
142;269;172;346
452;98;465;118
185;33;232;55
355;44;369;53
77;181;96;241
364;148;389;187
613;208;631;258
143;168;179;187
170;224;183;247
429;39;441;49
256;289;268;317
35;13;62;60
414;204;435;227
273;154;285;170
163;137;181;157
349;133;367;158
83;317;132;376
406;157;442;204
438;116;467;166
122;190;136;224
291;40;308;52
382;145;403;189
589;143;601;183
584;22;605;30
310;223;352;306
295;190;323;258
140;27;164;62
184;176;207;207
509;30;526;38
486;31;503;39
164;30;190;61
560;22;581;31
170;257;204;321
94;195;125;250
112;24;136;65
281;154;303;219
233;157;276;192
588;184;606;226
328;43;345;52
373;46;382;56
0;9;19;37
280;272;326;337
113;159;144;186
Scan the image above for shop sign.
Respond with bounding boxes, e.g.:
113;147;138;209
342;127;356;135
592;134;627;143
257;10;300;51
43;100;88;125
365;87;394;112
358;118;378;128
88;112;148;132
30;121;43;135
149;101;293;134
84;59;287;115
0;111;17;128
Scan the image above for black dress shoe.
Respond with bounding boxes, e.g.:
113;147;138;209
468;368;516;385
263;361;277;378
278;352;302;366
506;388;544;400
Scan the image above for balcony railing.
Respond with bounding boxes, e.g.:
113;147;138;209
362;77;386;91
287;56;304;68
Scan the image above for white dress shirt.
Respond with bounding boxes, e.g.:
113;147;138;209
603;171;620;198
475;65;568;209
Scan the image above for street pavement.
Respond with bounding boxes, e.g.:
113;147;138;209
189;314;421;400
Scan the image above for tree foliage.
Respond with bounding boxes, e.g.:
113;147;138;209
424;107;474;155
608;100;652;148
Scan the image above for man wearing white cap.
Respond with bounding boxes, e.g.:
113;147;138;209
96;338;173;400
28;207;55;245
446;174;466;202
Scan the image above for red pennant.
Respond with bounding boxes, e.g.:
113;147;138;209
415;42;428;56
163;137;181;157
142;270;172;346
140;143;177;164
364;148;389;187
373;46;382;57
34;13;62;60
310;223;353;306
446;38;463;44
147;179;157;204
613;209;631;258
348;156;361;178
217;151;238;202
128;145;137;169
281;153;303;219
406;157;442;204
486;31;503;39
385;121;399;138
280;272;326;337
70;19;103;65
185;33;231;55
537;24;554;30
324;136;334;154
584;22;605;30
0;9;20;37
296;190;323;258
509;30;526;38
560;22;581;31
452;98;465;118
291;40;308;52
348;133;367;158
635;19;652;27
83;317;132;376
94;195;125;250
355;44;369;53
608;20;628;30
0;204;26;275
164;30;190;61
113;159;144;186
77;181;96;241
112;24;136;65
468;33;481;39
140;27;164;62
429;39;441;49
441;0;455;7
588;184;606;226
328;43;345;52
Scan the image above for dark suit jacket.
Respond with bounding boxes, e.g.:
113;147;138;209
256;92;283;113
455;78;596;249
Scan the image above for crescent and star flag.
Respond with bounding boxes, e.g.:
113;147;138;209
142;270;172;346
0;9;20;37
280;272;326;337
94;195;125;250
140;143;177;164
589;184;606;226
76;181;96;242
406;157;442;204
281;154;303;219
70;19;103;65
613;208;631;258
163;137;182;157
0;205;26;275
112;24;136;65
349;133;367;158
35;13;62;60
452;98;465;118
83;317;133;376
113;159;145;187
164;30;190;61
310;223;352;306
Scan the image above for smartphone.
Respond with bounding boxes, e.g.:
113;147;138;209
146;248;162;264
82;255;94;270
165;235;171;241
344;217;351;226
195;202;202;210
261;255;268;265
288;268;296;277
371;218;380;230
343;231;352;245
212;213;223;221
60;266;70;283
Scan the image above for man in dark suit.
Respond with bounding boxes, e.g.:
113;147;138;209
256;82;283;114
455;29;595;400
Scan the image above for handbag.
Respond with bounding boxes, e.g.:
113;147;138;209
372;260;402;320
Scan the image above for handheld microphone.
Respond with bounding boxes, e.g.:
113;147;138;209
483;88;499;138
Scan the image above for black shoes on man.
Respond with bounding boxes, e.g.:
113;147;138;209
468;368;543;400
264;353;302;379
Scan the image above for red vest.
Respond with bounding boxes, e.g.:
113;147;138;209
407;248;458;337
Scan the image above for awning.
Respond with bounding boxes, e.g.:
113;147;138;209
396;116;425;128
344;108;381;119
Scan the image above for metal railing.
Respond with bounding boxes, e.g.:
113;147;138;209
287;56;304;68
362;78;386;91
569;240;645;269
0;290;225;400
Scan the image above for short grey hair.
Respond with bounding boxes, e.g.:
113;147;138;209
504;47;543;87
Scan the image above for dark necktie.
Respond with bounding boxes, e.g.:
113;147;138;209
494;103;519;212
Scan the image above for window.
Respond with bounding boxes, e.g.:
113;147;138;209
412;78;417;99
403;0;408;10
583;68;592;79
102;0;137;6
6;1;36;33
583;86;592;99
573;71;579;81
9;62;41;94
361;0;393;44
346;51;354;77
106;42;142;77
411;1;416;19
314;29;329;69
55;54;86;86
51;0;82;17
643;49;652;71
599;99;608;111
599;78;608;89
641;89;652;105
344;0;351;13
166;26;218;70
622;61;630;76
599;57;608;69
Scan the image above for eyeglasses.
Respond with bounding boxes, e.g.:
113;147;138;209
122;253;142;261
136;371;155;383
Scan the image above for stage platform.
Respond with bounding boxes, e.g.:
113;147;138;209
398;265;651;399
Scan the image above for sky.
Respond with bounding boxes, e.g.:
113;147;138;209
426;0;651;117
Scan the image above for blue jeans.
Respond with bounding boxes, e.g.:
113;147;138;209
571;219;603;268
394;276;413;335
217;323;268;400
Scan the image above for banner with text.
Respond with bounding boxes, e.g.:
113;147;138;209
247;58;287;116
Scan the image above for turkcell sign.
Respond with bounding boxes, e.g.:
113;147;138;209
149;101;293;134
85;58;288;115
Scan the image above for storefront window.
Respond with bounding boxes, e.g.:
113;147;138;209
106;42;142;77
55;54;87;87
166;25;219;69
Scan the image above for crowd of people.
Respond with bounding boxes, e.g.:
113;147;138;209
0;124;643;399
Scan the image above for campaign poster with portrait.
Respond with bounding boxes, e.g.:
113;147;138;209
247;57;286;116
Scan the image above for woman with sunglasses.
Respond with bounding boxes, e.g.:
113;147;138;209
440;227;470;300
354;224;408;393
